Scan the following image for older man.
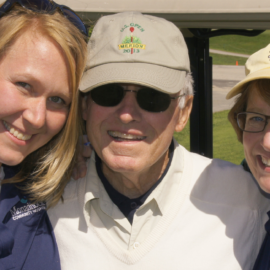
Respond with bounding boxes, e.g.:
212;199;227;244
48;12;269;269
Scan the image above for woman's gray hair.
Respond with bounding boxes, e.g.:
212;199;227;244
178;72;194;109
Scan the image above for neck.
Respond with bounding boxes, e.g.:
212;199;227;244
102;150;170;199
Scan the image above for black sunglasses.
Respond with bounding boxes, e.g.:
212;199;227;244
0;0;88;36
90;84;185;113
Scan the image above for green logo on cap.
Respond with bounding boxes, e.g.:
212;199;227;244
118;27;146;54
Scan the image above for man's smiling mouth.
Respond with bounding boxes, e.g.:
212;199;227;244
3;120;32;141
108;131;146;141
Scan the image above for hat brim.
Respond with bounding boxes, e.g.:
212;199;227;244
226;67;270;99
79;62;187;94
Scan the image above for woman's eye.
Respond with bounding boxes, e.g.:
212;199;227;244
250;116;265;122
48;96;66;105
16;82;31;90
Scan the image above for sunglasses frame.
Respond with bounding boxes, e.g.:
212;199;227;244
90;84;185;113
0;0;88;36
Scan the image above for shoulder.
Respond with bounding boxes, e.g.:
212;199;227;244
190;152;251;180
50;156;95;209
182;146;254;185
174;145;269;210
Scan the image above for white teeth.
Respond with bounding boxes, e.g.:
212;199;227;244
2;121;32;141
22;134;32;140
108;131;146;140
17;133;23;140
262;157;270;167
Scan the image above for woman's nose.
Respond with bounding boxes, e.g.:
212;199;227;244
22;98;46;129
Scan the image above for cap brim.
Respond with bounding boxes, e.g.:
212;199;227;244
79;62;187;94
226;67;270;99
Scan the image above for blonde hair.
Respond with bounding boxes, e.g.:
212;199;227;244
1;4;87;207
228;79;270;143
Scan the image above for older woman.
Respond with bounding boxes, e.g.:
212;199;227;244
0;0;87;268
227;44;270;270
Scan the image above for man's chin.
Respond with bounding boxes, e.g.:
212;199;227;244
102;155;142;175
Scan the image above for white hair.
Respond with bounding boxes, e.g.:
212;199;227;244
178;72;194;109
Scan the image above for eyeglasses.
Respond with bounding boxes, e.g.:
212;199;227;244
236;112;270;133
90;84;185;113
0;0;88;36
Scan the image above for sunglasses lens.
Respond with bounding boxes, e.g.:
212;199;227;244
137;88;171;112
90;84;124;107
61;7;88;36
91;84;172;112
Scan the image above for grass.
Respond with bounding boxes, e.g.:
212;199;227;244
212;110;244;164
174;28;262;162
174;110;245;164
210;53;247;66
210;30;270;55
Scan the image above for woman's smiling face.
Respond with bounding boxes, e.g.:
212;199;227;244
0;29;71;166
243;88;270;193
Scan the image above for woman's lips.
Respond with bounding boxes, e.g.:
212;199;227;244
3;120;32;141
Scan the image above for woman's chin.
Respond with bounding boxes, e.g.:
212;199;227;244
0;152;24;167
249;157;270;194
257;176;270;194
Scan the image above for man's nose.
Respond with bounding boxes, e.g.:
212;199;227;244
22;98;47;129
117;91;142;124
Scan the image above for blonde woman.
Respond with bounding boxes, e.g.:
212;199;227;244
0;1;87;268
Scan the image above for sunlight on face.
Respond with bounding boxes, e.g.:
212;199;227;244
83;83;192;182
0;29;71;166
243;89;270;193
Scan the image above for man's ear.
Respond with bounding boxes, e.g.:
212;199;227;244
82;94;89;121
175;95;193;132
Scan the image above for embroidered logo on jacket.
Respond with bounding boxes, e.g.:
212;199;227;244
10;202;46;220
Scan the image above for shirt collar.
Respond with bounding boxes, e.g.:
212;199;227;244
83;138;184;217
141;139;185;213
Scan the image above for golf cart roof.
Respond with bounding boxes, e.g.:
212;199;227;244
58;0;270;29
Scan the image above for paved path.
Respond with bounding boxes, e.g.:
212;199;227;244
210;49;250;58
212;65;245;113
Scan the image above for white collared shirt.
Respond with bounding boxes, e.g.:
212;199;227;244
81;145;184;250
48;140;270;269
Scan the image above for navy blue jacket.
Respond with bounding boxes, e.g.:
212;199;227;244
0;165;61;270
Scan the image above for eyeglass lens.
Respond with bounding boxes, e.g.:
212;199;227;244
90;84;172;113
237;112;267;132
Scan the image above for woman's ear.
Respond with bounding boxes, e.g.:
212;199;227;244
175;95;193;132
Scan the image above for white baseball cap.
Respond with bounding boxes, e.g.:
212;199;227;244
79;12;190;94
